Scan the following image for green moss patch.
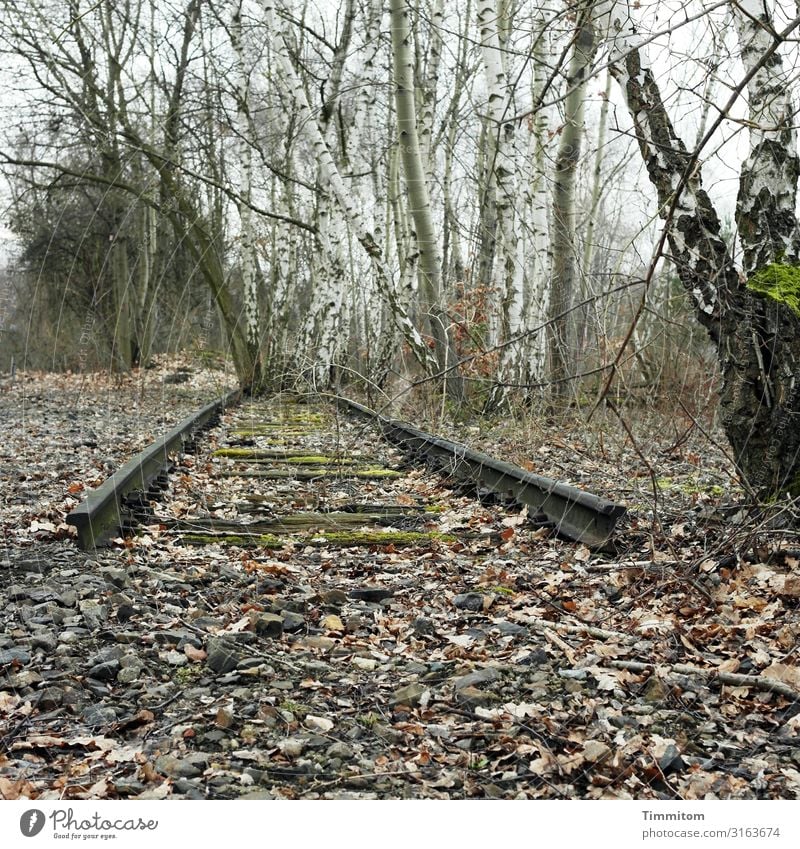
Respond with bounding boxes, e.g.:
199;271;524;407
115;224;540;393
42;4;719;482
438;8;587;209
747;263;800;317
651;476;723;497
218;467;403;480
214;448;359;464
229;427;314;438
179;528;454;548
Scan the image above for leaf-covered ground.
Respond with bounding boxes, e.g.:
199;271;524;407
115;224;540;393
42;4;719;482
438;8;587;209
1;366;799;800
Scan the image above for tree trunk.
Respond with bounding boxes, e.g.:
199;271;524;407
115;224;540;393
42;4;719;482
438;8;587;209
389;0;462;397
230;0;262;380
478;0;525;411
600;0;800;497
265;0;439;377
548;2;600;401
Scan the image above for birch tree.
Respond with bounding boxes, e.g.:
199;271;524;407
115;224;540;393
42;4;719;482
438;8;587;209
389;0;460;393
230;0;261;376
263;0;439;377
598;0;800;497
478;0;525;410
548;1;601;399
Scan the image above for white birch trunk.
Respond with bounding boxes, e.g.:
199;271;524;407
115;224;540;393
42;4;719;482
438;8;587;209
230;1;259;356
478;0;525;407
548;2;600;398
523;12;552;385
389;0;453;377
597;0;800;495
731;0;800;270
264;0;438;375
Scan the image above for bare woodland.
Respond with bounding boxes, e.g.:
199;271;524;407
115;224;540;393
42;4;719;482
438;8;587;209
2;0;800;499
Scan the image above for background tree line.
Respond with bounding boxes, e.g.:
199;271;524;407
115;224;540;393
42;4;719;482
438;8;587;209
1;0;799;498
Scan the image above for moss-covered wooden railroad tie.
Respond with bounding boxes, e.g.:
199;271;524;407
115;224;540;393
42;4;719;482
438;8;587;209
218;467;403;480
213;448;373;465
179;528;455;548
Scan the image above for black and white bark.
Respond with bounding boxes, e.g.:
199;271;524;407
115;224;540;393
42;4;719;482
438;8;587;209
600;0;800;496
264;0;439;376
390;0;460;390
548;2;601;399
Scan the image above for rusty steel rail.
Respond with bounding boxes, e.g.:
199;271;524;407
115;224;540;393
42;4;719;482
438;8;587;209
337;397;626;548
67;388;241;549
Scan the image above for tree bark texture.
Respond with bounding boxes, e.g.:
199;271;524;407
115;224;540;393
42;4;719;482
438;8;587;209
548;2;600;400
601;0;800;496
389;0;460;393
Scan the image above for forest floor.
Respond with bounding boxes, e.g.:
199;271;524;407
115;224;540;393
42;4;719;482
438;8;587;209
1;362;800;800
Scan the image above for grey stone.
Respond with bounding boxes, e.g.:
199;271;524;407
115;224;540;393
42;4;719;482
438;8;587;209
520;648;550;666
116;604;137;623
349;587;395;603
7;670;42;689
0;647;31;666
112;779;146;796
58;590;78;608
413;617;436;636
206;638;241;674
38;688;64;710
253;613;284;639
117;666;141;684
29;588;60;603
82;704;117;727
278;737;306;757
7;584;28;600
321;589;348;606
79;600;107;630
326;742;354;759
89;646;125;665
87;660;121;681
114;631;140;644
281;611;306;633
163;650;187;666
173;779;204;798
100;567;130;589
425;724;452;740
493;620;526;636
30;633;57;653
559;668;588;680
108;592;133;607
658;744;686;774
454;686;497;708
452;593;484;611
345;615;367;633
155;755;203;779
153;629;192;646
389;683;426;706
453;667;500;690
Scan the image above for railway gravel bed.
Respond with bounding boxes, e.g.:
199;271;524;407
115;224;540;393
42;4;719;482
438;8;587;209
2;389;800;800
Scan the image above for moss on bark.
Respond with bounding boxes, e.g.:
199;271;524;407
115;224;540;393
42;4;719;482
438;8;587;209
746;263;800;317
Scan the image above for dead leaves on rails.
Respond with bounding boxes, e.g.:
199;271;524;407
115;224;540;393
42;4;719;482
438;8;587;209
1;374;800;799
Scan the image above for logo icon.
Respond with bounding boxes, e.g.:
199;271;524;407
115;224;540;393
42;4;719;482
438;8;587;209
20;810;46;837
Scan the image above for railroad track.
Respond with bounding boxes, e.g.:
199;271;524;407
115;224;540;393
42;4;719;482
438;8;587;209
67;393;626;551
